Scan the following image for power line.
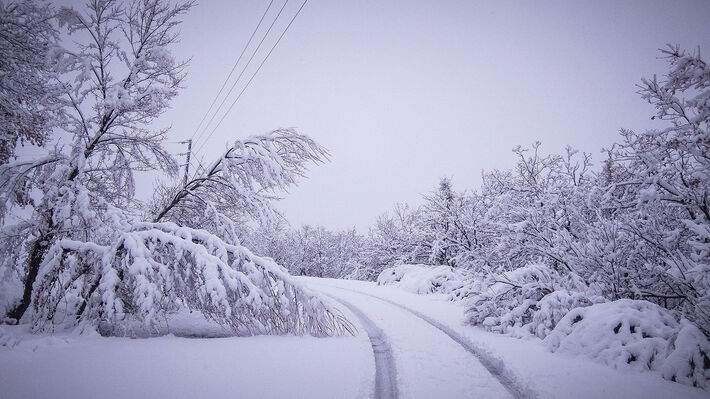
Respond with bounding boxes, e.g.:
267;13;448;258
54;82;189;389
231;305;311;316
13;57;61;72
194;0;309;156
193;0;292;148
187;0;276;143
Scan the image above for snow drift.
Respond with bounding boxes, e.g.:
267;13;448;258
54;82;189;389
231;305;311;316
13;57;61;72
376;264;468;295
545;299;710;389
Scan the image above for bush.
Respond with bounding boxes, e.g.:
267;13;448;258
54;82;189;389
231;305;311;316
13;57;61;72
465;263;601;338
545;299;710;389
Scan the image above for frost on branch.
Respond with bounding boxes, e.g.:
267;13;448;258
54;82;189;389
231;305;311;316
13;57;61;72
31;222;355;337
606;44;710;334
545;299;710;389
0;0;65;164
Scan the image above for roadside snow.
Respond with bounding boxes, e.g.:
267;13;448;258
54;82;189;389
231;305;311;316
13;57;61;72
376;264;468;295
0;326;373;399
546;299;710;389
305;277;709;399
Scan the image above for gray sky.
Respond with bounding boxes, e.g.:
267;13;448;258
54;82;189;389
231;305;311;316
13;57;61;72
63;0;710;231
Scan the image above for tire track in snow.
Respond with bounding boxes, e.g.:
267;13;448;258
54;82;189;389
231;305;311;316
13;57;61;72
322;293;398;399
328;285;537;399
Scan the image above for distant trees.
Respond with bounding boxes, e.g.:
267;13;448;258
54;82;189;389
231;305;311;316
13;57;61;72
248;224;369;279
420;177;471;266
367;203;428;267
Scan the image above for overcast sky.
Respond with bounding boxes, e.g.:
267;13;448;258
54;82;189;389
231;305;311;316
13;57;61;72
59;0;710;231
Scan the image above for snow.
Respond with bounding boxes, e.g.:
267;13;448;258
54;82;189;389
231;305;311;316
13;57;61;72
376;264;468;295
312;280;513;399
464;263;601;338
305;277;710;399
0;326;373;399
545;299;710;389
2;276;708;399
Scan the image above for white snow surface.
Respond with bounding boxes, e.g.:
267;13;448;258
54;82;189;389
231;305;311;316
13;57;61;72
303;278;709;399
313;280;513;399
0;326;373;399
376;264;468;295
545;299;710;389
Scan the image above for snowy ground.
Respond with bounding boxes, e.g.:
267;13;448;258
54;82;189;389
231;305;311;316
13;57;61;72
0;326;373;399
1;277;707;399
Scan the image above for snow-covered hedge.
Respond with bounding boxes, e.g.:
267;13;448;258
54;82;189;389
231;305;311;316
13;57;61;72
465;264;602;338
545;299;710;389
376;264;468;295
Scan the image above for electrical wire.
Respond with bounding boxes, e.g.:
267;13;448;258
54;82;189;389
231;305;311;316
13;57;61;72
194;0;309;155
187;0;276;143
192;0;292;148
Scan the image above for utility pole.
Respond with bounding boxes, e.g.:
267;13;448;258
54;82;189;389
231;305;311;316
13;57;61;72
179;139;192;186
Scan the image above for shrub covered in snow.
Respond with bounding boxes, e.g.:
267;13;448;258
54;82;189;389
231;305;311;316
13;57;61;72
376;264;469;295
465;264;602;338
545;299;710;389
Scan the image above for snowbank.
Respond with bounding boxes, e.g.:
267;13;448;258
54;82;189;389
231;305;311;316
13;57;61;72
376;264;468;295
545;299;710;389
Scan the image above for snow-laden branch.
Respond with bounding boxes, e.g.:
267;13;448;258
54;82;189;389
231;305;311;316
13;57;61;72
153;129;329;228
31;221;355;337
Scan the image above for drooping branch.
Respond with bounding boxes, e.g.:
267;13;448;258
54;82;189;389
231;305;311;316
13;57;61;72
154;129;328;225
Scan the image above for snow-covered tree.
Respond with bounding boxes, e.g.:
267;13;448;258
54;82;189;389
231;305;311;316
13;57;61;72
482;144;593;274
1;0;191;322
0;0;65;164
1;1;354;337
31;220;355;336
366;202;428;268
420;177;471;266
602;45;710;334
244;218;298;270
152;129;328;235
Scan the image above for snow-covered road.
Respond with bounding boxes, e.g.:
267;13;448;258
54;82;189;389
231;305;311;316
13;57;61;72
309;280;515;399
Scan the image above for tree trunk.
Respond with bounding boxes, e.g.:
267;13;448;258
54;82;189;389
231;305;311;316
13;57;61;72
6;230;53;322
